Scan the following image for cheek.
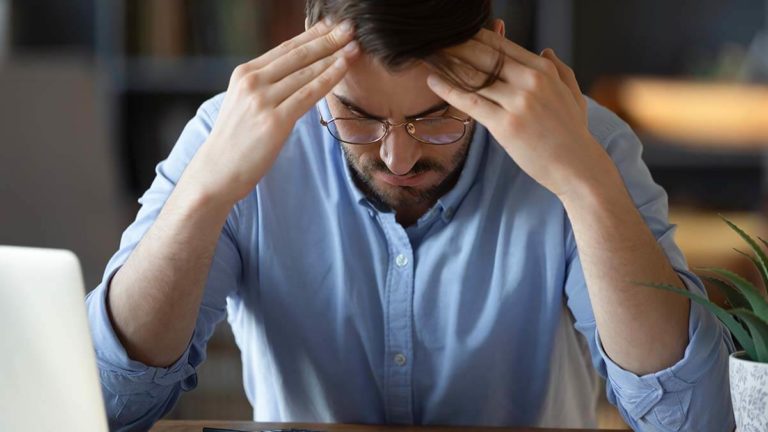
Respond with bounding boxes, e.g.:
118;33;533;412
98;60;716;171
343;144;379;168
429;147;462;168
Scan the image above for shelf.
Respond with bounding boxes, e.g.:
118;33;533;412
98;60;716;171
671;209;766;256
640;134;764;167
119;56;249;93
591;77;768;149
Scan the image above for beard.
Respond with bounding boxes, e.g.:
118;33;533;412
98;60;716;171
341;123;474;211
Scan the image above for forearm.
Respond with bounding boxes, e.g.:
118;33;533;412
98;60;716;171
108;157;235;368
560;153;690;375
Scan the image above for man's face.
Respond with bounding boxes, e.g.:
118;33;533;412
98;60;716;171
326;55;474;212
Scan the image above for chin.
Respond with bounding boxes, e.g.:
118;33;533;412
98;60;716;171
373;181;433;207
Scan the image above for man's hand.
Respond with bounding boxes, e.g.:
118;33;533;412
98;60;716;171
426;29;610;201
185;20;360;206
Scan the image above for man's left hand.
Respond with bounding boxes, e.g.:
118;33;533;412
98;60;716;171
426;29;612;200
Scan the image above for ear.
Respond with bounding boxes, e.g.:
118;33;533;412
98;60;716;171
491;19;505;37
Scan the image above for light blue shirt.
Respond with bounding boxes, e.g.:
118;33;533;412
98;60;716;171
86;93;735;431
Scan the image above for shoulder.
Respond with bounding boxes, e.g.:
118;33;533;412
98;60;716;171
584;96;634;144
195;92;227;124
582;96;646;163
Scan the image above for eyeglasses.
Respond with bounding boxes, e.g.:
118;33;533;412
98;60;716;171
318;109;472;145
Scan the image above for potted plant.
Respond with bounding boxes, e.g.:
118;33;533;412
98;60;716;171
642;216;768;431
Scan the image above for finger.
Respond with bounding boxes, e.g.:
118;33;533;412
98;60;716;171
260;21;355;82
443;38;530;85
541;48;587;112
243;20;333;71
473;28;559;78
474;81;523;113
277;56;352;120
426;73;500;126
442;39;501;77
268;41;359;105
425;54;494;91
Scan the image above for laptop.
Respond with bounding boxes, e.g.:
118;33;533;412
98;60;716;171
0;246;108;432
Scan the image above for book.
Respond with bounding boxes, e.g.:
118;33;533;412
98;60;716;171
143;0;186;57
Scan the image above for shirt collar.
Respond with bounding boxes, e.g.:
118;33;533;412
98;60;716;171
317;99;489;222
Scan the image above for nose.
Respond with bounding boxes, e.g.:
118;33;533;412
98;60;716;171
379;125;422;176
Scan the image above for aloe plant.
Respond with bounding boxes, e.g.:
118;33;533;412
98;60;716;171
640;216;768;363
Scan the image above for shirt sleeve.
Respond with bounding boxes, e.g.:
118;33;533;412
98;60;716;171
84;92;243;431
563;99;736;432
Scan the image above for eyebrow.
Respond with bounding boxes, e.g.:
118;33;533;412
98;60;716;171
332;94;449;120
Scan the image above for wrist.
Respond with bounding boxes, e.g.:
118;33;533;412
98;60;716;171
179;141;249;210
172;166;238;223
557;155;626;213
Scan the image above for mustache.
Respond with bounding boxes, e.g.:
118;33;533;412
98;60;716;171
366;158;446;176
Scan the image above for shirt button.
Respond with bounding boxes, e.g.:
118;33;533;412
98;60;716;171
395;254;408;267
393;353;407;366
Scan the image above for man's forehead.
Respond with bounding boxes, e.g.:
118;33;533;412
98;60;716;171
332;54;446;119
330;93;448;120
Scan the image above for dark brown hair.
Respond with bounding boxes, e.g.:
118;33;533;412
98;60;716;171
305;0;503;91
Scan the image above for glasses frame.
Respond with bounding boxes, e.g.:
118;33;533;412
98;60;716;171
317;107;472;146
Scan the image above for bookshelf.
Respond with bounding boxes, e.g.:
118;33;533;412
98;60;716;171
7;0;764;203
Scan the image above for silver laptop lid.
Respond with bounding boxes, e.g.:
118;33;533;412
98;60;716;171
0;246;108;432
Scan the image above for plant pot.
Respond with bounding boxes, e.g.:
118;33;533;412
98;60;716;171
730;351;768;431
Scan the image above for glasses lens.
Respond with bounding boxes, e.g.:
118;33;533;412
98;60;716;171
328;119;386;144
410;118;466;144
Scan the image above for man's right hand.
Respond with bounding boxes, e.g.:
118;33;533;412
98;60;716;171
185;20;359;205
106;21;359;368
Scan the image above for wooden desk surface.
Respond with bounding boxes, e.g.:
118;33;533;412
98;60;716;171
151;420;624;432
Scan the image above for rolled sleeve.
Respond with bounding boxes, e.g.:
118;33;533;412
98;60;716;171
85;274;198;431
597;271;735;431
86;274;197;389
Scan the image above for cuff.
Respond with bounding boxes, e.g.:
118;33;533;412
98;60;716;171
596;270;730;429
85;268;197;396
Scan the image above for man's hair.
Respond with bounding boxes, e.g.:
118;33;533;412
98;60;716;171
305;0;502;91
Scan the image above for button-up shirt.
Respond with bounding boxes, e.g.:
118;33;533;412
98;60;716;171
86;94;735;432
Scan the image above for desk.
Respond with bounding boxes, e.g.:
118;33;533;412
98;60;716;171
150;421;625;432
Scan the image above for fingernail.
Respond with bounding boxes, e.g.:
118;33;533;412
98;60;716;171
343;40;358;53
339;20;354;34
334;57;347;69
427;74;446;90
323;16;333;27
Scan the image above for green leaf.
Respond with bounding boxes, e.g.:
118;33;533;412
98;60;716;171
730;309;768;362
759;236;768;253
637;282;757;361
699;267;768;319
721;215;768;294
700;274;750;309
733;247;759;267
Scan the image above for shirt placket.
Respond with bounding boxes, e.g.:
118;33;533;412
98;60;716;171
376;212;415;424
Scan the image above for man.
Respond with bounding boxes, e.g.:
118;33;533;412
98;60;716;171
86;1;735;431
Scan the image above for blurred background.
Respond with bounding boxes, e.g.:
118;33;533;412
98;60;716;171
1;0;766;428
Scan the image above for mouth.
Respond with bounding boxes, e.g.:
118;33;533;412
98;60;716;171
375;171;429;187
